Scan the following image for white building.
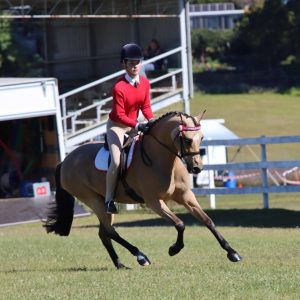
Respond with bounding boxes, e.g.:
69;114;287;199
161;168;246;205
190;2;244;30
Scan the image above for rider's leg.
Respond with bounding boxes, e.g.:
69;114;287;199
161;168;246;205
105;120;129;214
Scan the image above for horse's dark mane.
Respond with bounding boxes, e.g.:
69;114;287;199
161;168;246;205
151;111;198;127
153;111;178;125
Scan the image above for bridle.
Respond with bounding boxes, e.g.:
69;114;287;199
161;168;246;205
175;123;202;158
141;112;202;166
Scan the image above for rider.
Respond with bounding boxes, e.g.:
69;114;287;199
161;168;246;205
105;43;155;214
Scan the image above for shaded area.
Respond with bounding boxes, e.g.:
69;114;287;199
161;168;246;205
0;267;109;274
0;196;89;227
115;209;300;228
194;69;300;94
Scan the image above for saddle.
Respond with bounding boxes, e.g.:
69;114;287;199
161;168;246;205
94;134;144;203
95;134;136;171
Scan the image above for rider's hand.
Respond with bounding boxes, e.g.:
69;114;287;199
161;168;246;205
135;122;148;132
146;118;155;127
135;118;155;133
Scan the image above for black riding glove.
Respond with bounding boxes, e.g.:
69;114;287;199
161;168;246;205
146;118;156;127
135;119;156;133
135;122;148;132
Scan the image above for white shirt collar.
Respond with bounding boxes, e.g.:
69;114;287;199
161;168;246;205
125;73;140;86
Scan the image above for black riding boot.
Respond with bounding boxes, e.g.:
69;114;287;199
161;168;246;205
105;200;118;214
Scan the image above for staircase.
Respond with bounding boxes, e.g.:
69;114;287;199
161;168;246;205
59;47;185;153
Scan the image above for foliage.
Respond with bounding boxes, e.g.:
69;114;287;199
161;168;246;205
230;0;300;69
191;29;234;62
0;14;43;77
0;17;16;73
191;1;300;77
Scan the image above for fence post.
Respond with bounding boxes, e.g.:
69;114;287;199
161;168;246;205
260;136;269;208
207;143;216;209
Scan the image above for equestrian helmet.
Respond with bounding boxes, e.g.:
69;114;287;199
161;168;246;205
120;43;143;63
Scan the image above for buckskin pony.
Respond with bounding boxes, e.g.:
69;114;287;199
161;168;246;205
44;111;242;268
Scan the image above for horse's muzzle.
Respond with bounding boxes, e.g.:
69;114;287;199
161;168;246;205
187;165;202;174
192;166;202;174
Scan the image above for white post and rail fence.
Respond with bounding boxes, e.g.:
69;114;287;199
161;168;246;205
193;135;300;209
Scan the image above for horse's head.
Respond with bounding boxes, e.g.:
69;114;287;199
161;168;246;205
170;111;205;174
145;111;205;174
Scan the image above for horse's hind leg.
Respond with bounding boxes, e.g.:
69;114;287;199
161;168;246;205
175;190;242;262
99;221;128;269
103;223;151;267
88;197;151;267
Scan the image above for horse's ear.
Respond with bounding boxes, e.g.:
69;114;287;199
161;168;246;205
195;109;206;123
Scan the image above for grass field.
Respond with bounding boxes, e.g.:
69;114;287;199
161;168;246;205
1;92;299;299
1;213;300;300
163;92;300;138
158;92;300;160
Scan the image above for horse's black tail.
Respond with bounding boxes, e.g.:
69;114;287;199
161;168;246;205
44;162;75;236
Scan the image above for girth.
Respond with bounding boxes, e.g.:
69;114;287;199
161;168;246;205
119;137;144;204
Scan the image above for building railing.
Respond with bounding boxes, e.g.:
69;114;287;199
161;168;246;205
59;47;184;146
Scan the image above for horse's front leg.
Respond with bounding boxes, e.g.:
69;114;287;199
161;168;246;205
175;190;242;262
170;223;185;256
146;198;185;256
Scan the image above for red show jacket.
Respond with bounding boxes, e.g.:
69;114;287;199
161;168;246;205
109;75;154;128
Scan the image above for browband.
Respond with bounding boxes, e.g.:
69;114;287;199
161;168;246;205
179;125;201;132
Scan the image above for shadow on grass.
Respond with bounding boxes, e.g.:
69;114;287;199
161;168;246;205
114;209;300;228
0;267;109;274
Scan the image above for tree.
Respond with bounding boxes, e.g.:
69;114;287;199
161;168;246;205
192;29;233;62
0;14;43;77
0;17;17;75
286;0;300;58
230;0;300;68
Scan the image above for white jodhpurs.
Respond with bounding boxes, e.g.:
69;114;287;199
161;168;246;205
105;119;130;203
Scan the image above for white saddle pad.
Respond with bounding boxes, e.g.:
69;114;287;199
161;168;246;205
94;139;137;171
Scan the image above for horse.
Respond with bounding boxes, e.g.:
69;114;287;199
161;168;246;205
44;111;242;268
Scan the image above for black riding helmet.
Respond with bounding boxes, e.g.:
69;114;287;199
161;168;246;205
120;43;143;63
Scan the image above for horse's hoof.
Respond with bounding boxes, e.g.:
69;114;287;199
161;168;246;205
137;252;151;266
139;259;150;266
168;243;184;256
227;252;242;262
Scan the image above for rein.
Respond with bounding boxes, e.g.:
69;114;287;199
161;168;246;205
140;112;201;166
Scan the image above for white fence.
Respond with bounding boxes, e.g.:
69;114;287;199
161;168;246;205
193;135;300;209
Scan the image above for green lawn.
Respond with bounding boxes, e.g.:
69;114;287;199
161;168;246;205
190;93;300;144
158;92;300;159
159;92;300;137
1;214;300;300
1;92;299;299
